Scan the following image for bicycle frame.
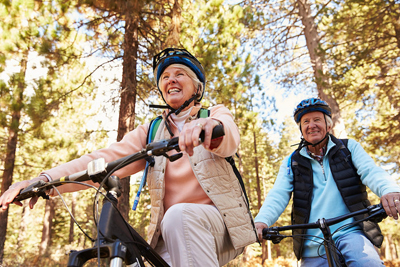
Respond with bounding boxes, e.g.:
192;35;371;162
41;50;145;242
316;218;344;267
263;204;387;267
67;188;169;267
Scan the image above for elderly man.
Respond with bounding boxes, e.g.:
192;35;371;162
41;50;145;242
255;98;400;266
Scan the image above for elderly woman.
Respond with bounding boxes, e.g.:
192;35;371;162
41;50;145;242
0;48;257;266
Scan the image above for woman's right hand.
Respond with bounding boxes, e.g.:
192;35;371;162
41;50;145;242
0;176;47;210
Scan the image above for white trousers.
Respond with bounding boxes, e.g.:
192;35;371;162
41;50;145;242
154;203;243;267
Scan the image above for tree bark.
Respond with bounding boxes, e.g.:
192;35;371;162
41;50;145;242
165;0;182;47
388;0;400;49
254;130;269;262
69;193;76;243
0;57;27;263
296;0;346;137
17;204;30;248
116;1;140;220
40;198;56;255
253;131;262;210
261;239;268;264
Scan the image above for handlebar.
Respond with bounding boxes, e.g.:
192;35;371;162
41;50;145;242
5;124;225;206
262;203;387;244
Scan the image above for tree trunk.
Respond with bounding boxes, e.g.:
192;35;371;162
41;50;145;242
0;57;27;263
253;131;261;210
17;203;30;249
261;239;268;264
116;1;140;220
296;0;346;138
236;149;251;265
388;233;397;261
39;198;56;255
384;234;391;260
388;0;400;49
275;243;281;257
69;193;76;243
165;0;182;47
254;131;270;262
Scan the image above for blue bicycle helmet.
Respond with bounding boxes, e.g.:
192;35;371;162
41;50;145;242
293;98;332;123
153;48;206;102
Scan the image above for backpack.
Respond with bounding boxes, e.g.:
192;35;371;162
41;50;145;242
132;108;250;211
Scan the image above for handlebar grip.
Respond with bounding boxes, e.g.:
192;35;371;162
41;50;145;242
13;180;48;202
262;228;283;244
199;124;225;142
262;228;272;238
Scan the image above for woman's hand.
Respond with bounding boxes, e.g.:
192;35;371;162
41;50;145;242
255;222;269;242
178;118;222;156
0;176;48;210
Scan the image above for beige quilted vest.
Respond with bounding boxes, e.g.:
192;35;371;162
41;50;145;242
146;120;257;250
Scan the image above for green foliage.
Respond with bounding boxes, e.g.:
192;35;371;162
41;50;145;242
0;0;111;264
324;0;400;171
3;0;400;265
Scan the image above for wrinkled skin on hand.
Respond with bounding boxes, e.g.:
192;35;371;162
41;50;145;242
0;177;45;210
381;192;400;220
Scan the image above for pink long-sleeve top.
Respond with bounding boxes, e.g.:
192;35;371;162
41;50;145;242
43;104;240;212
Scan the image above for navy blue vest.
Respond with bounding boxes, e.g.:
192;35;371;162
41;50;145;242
290;135;383;260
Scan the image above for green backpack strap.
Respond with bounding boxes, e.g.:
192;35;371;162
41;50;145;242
149;116;163;144
197;108;210;119
132;116;161;211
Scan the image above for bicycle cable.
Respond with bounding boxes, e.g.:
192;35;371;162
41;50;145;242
51;181;108;242
91;156;161;267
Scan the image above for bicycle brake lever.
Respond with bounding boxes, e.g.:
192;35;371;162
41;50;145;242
14;180;49;202
146;138;180;157
168;153;183;162
262;229;285;244
368;204;388;223
264;233;285;244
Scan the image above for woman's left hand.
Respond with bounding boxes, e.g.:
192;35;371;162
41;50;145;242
179;118;222;156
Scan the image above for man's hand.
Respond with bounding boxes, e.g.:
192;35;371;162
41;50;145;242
255;222;269;242
381;192;400;220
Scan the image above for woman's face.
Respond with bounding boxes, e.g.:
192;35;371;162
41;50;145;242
160;65;196;110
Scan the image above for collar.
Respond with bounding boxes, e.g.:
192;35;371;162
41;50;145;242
300;135;336;159
162;102;202;119
307;145;327;162
162;103;202;132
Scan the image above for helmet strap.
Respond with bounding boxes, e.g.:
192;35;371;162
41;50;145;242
151;94;198;137
296;133;330;152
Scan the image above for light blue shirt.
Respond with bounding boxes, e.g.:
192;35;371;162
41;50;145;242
255;137;400;257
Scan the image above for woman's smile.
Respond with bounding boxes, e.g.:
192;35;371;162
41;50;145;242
160;66;196;110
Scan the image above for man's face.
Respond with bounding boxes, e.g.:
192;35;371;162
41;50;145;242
300;111;331;144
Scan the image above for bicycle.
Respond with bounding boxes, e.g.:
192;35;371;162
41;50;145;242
2;124;225;267
262;203;388;267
